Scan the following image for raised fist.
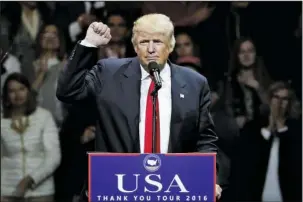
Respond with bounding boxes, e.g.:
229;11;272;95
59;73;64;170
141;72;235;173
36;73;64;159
84;22;111;47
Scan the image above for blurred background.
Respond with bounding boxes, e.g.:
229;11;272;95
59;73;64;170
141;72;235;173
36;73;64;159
0;1;302;202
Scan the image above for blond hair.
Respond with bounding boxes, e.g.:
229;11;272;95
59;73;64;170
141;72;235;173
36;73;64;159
268;81;301;119
131;13;176;52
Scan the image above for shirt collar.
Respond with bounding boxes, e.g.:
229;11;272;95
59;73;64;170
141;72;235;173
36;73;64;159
140;62;171;82
261;126;288;140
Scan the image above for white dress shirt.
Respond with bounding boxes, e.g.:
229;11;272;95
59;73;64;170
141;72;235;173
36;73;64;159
261;127;288;202
139;64;172;153
80;40;172;153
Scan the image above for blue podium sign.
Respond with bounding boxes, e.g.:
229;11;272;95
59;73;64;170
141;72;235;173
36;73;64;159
88;153;216;202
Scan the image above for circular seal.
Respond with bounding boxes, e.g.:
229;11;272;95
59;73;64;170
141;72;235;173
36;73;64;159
143;154;161;172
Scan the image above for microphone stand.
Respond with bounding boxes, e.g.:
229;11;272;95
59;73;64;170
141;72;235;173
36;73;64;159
151;83;161;153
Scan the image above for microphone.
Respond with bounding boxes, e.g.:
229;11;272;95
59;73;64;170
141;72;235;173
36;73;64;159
147;62;162;90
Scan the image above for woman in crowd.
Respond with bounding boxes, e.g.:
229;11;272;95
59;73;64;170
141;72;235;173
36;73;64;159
31;24;66;127
229;81;301;201
1;73;61;202
227;37;272;128
173;31;201;68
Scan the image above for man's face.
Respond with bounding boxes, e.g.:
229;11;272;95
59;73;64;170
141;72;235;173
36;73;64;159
107;15;128;42
134;32;171;68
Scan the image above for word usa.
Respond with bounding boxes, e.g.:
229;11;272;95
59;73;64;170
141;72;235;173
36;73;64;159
116;174;190;193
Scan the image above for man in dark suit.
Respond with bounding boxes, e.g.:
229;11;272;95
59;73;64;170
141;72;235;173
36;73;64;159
56;13;222;198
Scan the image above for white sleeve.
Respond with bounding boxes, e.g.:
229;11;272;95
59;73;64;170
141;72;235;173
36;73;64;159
1;55;21;89
261;128;271;140
69;21;83;42
29;111;61;186
80;39;98;48
3;54;21;74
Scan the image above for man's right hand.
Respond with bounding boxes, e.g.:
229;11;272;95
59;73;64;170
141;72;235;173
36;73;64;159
84;22;112;47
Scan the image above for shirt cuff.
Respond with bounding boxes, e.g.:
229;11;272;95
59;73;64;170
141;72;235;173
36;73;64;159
80;40;98;48
261;126;289;140
277;126;288;133
261;128;271;140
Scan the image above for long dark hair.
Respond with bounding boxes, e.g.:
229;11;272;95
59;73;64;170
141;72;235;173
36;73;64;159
171;29;200;63
228;37;272;89
224;37;272;116
2;73;37;118
35;24;66;60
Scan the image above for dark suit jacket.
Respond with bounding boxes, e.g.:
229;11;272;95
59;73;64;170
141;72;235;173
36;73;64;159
56;41;219;157
228;119;302;201
55;100;97;200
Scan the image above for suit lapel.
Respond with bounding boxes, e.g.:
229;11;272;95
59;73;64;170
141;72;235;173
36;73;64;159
168;64;187;152
120;57;141;152
118;59;187;153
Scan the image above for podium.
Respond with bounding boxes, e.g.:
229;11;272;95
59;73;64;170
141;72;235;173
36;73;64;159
88;153;216;202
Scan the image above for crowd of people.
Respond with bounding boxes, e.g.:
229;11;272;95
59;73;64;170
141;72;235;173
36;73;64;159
1;1;302;202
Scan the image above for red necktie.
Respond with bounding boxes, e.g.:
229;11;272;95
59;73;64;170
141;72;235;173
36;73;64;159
144;79;160;153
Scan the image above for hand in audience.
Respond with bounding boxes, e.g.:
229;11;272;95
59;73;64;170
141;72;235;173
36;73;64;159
81;126;96;144
78;13;97;28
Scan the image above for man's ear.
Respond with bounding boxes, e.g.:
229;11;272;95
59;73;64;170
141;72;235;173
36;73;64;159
134;45;138;54
168;44;174;54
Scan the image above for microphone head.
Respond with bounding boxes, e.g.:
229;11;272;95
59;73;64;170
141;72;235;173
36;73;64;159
147;62;160;73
